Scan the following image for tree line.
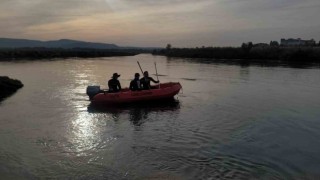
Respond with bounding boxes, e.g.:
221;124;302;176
0;48;140;60
152;44;320;64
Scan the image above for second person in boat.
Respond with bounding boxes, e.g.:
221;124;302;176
130;73;141;91
140;71;159;90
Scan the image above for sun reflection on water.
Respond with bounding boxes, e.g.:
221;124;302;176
64;68;118;157
71;113;99;156
68;110;120;158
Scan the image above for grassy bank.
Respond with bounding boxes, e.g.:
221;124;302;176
153;46;320;64
0;48;140;60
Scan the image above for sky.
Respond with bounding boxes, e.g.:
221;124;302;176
0;0;320;47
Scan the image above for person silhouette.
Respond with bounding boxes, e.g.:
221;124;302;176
130;73;141;91
140;71;159;90
108;73;121;92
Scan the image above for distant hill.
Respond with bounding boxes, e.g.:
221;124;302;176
0;38;119;49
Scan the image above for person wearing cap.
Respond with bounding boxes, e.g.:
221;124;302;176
108;73;121;92
129;73;141;91
140;71;159;90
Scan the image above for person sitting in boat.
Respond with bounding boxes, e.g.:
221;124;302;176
140;71;159;90
108;73;121;92
130;73;141;91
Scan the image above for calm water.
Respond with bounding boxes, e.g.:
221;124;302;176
1;54;320;179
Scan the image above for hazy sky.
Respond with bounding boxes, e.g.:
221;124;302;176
0;0;319;47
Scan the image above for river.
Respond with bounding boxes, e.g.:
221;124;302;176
0;54;320;179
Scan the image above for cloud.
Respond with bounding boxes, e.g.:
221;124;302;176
0;0;319;46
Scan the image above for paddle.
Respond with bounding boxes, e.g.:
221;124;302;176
137;61;147;89
137;61;144;74
154;62;160;89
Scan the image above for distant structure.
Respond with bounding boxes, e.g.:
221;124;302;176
280;38;316;46
270;41;279;47
253;43;269;48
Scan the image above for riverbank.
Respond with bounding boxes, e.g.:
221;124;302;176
153;47;320;64
0;48;140;60
0;76;23;100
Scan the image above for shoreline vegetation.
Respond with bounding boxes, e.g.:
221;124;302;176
0;48;141;60
152;45;320;64
0;76;23;101
0;45;319;66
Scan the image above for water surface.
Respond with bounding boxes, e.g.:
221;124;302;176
1;54;320;179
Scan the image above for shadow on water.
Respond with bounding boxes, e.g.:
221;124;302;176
87;99;180;126
167;57;320;69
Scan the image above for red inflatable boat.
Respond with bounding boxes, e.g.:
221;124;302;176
87;82;182;104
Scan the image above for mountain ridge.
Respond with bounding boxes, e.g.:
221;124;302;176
0;38;119;49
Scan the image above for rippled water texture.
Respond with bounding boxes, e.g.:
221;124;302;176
1;54;320;179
